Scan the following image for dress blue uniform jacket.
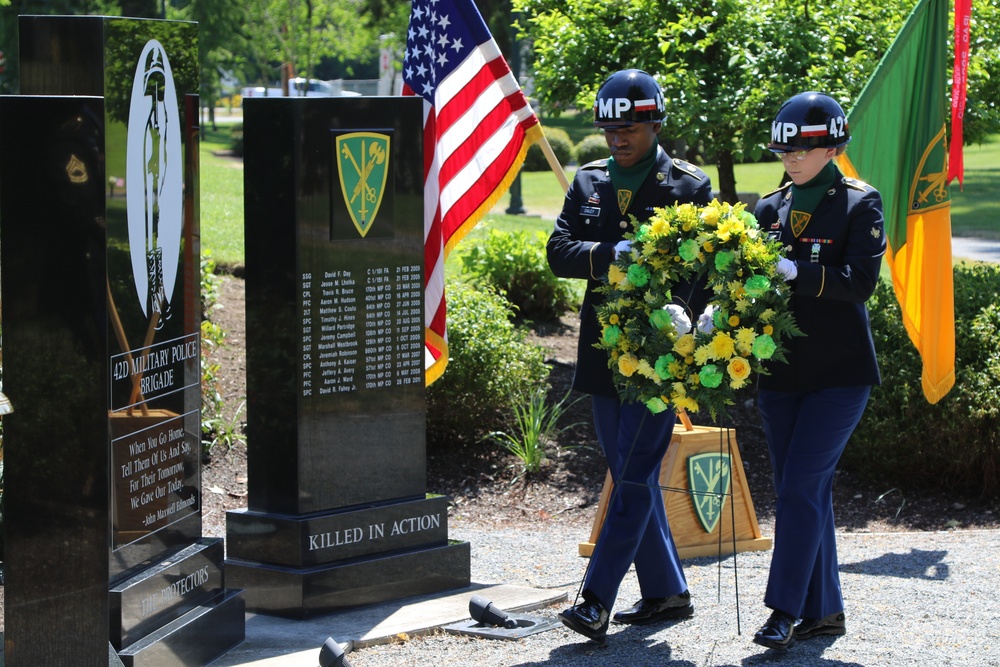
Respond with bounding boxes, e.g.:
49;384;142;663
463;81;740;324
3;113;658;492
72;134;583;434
754;170;886;392
547;146;712;398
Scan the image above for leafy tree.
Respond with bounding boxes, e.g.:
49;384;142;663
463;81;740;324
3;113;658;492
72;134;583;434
167;0;248;129
238;0;393;87
515;0;1000;202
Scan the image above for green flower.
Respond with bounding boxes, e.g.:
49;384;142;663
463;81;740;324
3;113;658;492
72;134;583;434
649;309;673;331
655;353;676;379
714;250;735;272
603;324;622;347
645;397;669;414
678;239;700;262
700;364;723;388
744;274;771;297
627;263;650;287
635;224;650;242
751;333;777;359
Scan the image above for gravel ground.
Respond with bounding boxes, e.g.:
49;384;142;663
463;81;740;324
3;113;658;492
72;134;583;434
343;522;1000;667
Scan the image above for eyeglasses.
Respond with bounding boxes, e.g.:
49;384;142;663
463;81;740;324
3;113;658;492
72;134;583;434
777;149;814;162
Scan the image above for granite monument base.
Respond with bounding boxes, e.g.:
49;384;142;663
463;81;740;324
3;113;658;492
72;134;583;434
110;538;245;664
226;541;470;619
116;589;245;667
226;496;470;617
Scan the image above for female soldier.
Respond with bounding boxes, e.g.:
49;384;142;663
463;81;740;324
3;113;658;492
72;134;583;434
752;92;886;650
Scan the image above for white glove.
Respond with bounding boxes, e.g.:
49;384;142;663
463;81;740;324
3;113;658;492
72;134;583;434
776;257;798;281
697;305;717;335
613;239;632;258
664;304;692;333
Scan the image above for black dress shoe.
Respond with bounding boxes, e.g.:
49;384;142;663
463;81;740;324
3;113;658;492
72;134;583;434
753;609;796;650
612;590;694;625
559;599;610;643
796;611;846;639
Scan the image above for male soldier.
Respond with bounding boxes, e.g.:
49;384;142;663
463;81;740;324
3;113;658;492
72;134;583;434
546;69;712;643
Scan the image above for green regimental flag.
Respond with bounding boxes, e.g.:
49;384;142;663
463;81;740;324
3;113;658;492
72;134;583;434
836;0;955;404
337;132;390;237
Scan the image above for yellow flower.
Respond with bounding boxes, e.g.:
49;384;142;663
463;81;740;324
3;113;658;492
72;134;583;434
728;315;740;327
608;264;627;286
673;334;696;357
703;240;715;253
701;205;721;227
710;332;736;360
608;313;619;325
763;324;774;336
694;345;714;365
674;396;699;413
761;308;776;322
727;356;751;382
637;359;658;380
618;353;639;377
650;216;672;236
735;327;756;354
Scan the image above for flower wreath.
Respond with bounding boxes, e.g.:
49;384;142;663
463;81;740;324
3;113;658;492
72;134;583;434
594;199;802;420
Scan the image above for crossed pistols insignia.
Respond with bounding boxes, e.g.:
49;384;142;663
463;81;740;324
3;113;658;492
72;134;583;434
687;452;732;533
790;210;811;237
336;132;390;237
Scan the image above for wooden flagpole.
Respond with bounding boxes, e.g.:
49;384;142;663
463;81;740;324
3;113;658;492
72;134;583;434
536;133;570;194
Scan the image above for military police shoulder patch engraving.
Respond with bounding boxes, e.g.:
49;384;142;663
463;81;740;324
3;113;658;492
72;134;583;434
581;158;609;170
842;176;872;191
671;158;703;180
762;181;793;199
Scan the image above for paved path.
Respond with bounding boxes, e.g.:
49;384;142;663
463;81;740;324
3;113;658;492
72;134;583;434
952;236;1000;264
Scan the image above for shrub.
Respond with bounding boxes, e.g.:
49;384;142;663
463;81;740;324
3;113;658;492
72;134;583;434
426;280;550;445
575;133;609;166
522;127;574;171
845;264;1000;497
458;228;575;322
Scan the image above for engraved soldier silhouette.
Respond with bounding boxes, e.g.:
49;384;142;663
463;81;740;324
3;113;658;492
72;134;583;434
127;40;182;330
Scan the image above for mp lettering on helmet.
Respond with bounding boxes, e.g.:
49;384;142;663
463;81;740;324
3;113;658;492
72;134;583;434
598;95;663;119
772;121;799;144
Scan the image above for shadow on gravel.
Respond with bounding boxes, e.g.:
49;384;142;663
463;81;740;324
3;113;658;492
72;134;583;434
839;548;949;580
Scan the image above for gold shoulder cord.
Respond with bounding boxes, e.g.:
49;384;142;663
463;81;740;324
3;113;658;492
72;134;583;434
589;242;599;280
816;266;826;297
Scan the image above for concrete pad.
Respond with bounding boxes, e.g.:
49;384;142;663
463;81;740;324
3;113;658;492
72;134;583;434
209;582;568;666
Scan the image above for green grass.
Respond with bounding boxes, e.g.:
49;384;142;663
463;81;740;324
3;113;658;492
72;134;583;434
199;127;245;268
949;134;1000;239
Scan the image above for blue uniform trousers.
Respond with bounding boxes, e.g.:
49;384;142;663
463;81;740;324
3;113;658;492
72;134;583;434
758;386;871;619
583;395;688;610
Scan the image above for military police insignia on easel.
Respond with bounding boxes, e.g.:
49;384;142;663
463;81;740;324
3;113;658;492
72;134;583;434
336;132;390;237
688;452;732;533
579;424;771;559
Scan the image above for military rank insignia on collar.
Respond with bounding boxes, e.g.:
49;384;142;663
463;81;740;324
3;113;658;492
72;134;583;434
871;226;881;238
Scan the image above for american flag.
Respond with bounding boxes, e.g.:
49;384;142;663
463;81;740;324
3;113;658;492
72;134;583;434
403;0;542;384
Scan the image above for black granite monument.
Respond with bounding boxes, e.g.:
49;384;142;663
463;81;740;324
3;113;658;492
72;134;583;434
0;16;244;666
225;96;470;617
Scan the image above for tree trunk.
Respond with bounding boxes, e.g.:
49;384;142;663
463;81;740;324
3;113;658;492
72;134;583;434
716;150;738;204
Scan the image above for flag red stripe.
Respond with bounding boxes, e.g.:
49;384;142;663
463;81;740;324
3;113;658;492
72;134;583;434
441;123;533;238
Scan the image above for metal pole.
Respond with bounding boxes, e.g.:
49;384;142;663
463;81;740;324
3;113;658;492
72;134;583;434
505;13;526;215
